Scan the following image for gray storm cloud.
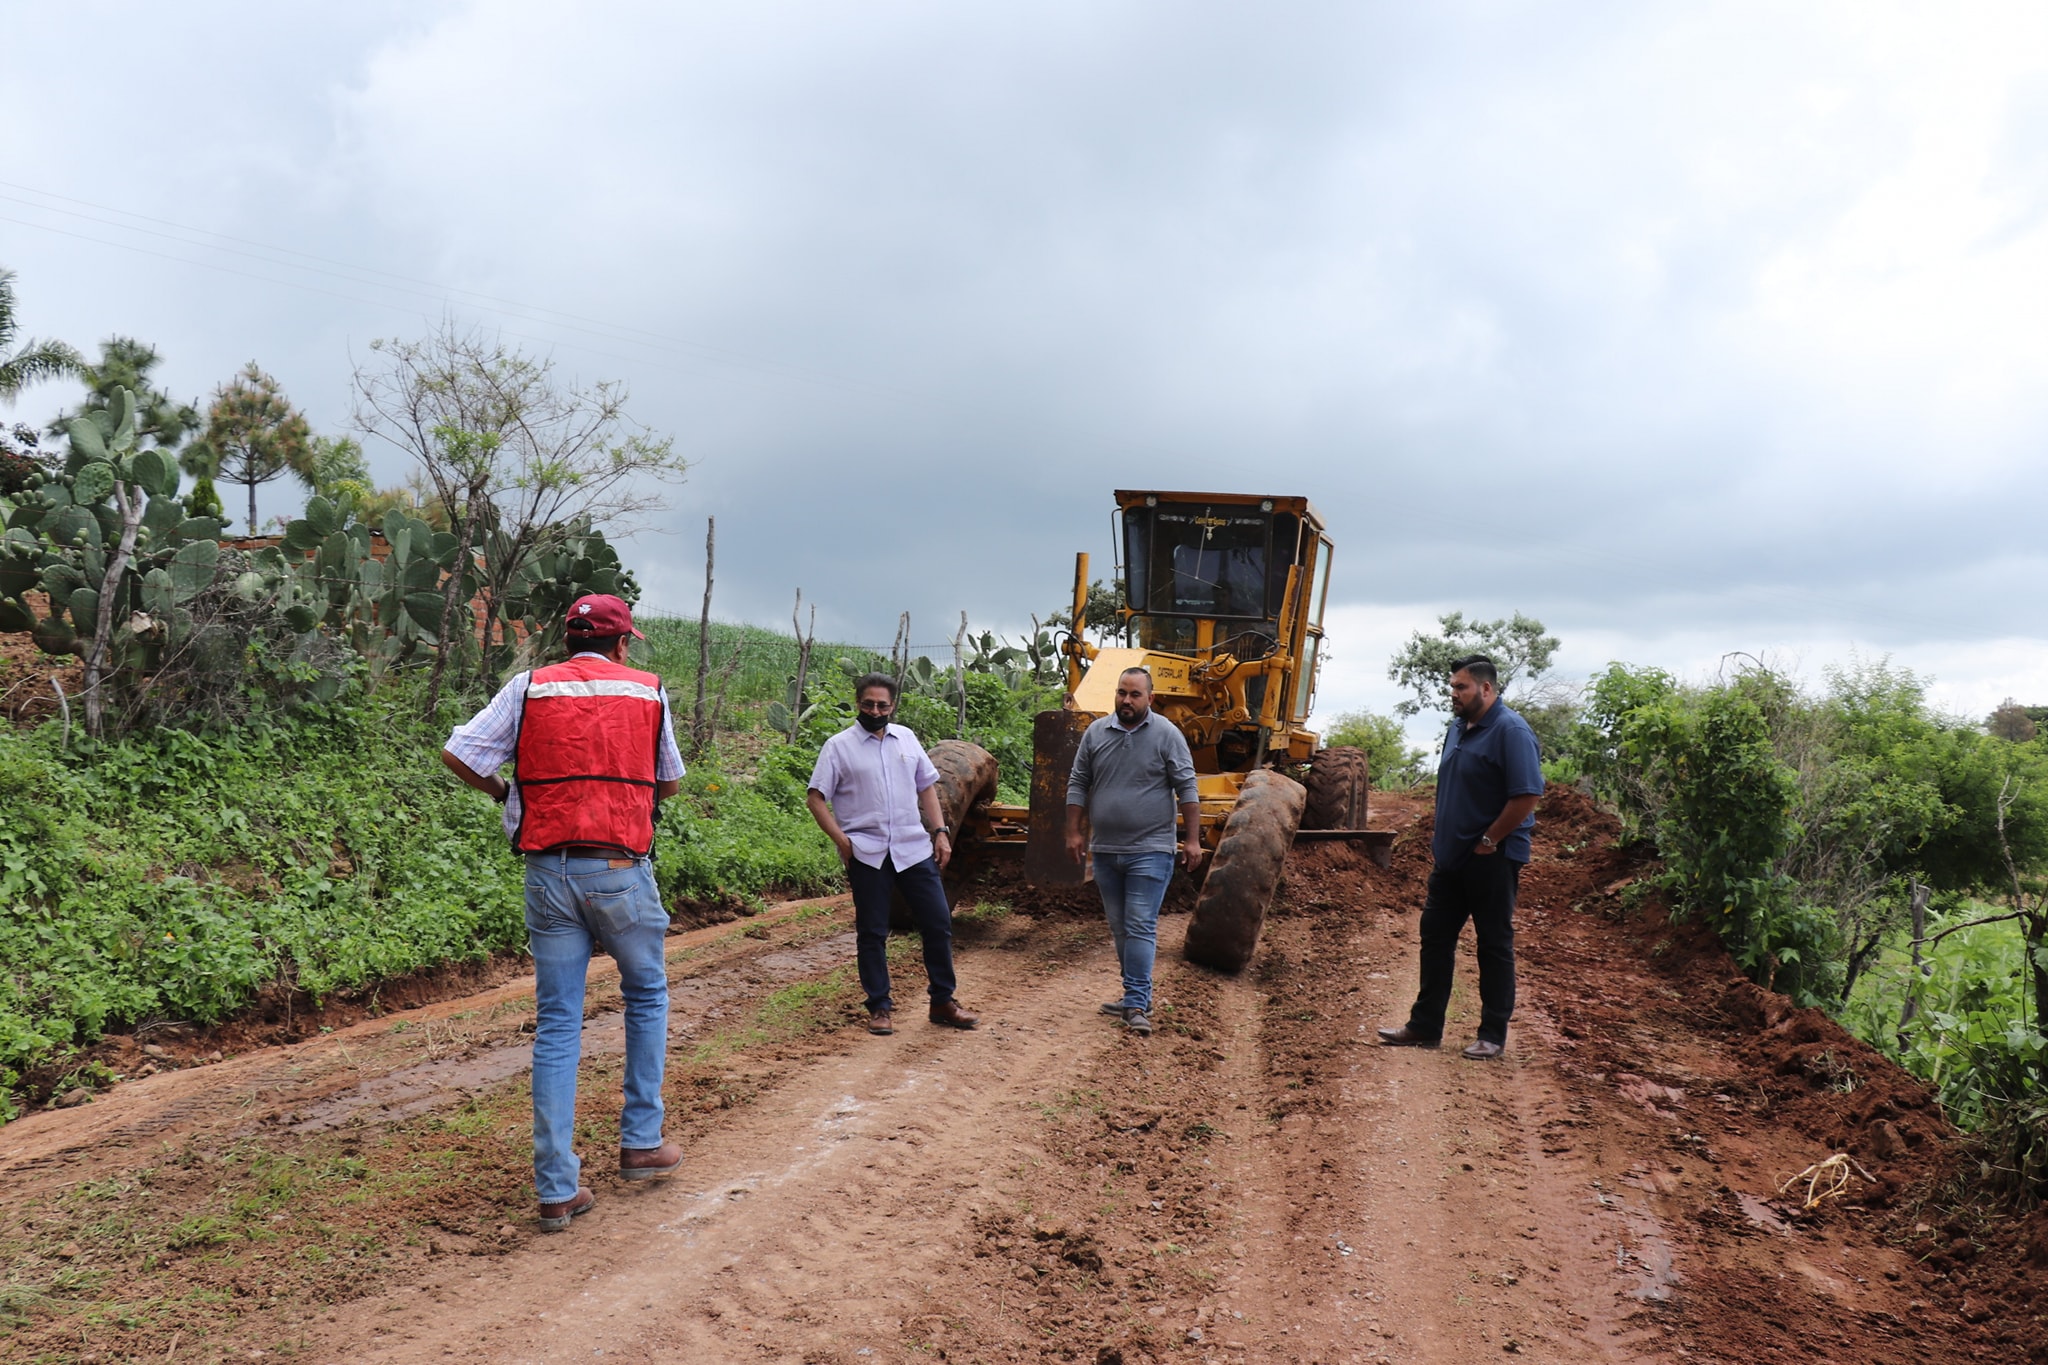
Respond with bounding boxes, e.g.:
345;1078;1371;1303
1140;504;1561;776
4;1;2044;726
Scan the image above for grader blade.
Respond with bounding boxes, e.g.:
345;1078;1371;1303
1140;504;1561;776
1023;709;1091;886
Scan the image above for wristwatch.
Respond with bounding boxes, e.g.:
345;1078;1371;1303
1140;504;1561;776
1477;834;1496;851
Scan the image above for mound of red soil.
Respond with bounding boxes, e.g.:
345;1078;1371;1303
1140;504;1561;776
957;780;2038;1362
0;592;78;728
1515;785;2040;1360
27;951;541;1106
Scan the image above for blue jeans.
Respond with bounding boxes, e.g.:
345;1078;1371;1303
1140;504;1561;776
1092;850;1175;1013
523;852;671;1204
845;854;958;1013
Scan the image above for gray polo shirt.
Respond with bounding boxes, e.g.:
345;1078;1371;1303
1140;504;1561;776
1065;711;1200;854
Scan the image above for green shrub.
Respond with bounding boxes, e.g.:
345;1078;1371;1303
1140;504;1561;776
655;725;844;906
1591;668;1840;1004
0;689;530;1114
1319;708;1426;788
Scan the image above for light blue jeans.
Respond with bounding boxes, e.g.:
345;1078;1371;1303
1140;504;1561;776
523;853;670;1204
1092;850;1175;1014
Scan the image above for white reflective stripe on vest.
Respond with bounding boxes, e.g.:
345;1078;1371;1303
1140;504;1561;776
525;679;664;702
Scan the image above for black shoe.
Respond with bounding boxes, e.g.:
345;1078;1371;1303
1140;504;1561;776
1462;1039;1504;1060
1376;1025;1441;1048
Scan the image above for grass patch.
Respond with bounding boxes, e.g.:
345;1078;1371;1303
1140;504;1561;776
1036;1087;1104;1120
689;969;854;1064
953;898;1013;928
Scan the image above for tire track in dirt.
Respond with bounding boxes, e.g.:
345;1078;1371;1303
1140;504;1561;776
0;899;850;1196
1202;876;1665;1364
301;931;1131;1363
10;786;2016;1363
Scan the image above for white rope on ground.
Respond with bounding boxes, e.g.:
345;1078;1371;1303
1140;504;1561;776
1777;1153;1878;1211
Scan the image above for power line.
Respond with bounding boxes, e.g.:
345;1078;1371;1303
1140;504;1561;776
0;211;731;381
8;183;2038;650
0;180;913;399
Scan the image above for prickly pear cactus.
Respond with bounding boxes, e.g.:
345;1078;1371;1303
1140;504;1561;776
0;387;346;731
497;519;638;663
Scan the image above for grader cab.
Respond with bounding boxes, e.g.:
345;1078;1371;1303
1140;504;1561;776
929;491;1385;972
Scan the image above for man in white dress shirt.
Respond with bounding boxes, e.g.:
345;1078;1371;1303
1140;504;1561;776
806;672;978;1036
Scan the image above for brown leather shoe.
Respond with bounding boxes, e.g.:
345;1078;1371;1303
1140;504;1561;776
928;998;979;1030
1462;1039;1505;1061
619;1141;683;1180
867;1009;894;1035
1376;1025;1442;1048
538;1187;595;1232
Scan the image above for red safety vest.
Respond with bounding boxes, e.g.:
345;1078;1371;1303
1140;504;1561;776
512;656;666;857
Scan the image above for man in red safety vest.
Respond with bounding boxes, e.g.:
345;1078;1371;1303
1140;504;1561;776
442;594;686;1231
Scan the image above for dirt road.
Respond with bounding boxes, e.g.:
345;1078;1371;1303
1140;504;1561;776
2;788;2032;1364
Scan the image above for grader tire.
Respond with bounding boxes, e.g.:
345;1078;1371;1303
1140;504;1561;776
1182;769;1306;973
1301;745;1369;831
890;740;999;931
926;740;1000;835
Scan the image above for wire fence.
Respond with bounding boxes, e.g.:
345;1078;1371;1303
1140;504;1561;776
632;613;969;706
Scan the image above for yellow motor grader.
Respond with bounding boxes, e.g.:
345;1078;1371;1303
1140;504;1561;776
927;491;1387;971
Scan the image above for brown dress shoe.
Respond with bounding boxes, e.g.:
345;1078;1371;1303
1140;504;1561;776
538;1187;595;1232
1462;1039;1505;1060
619;1141;683;1180
1376;1025;1442;1048
867;1009;895;1035
928;998;979;1029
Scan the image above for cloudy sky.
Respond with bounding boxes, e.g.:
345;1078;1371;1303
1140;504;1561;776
6;1;2046;737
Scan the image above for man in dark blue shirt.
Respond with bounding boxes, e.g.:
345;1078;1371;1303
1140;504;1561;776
1378;654;1543;1059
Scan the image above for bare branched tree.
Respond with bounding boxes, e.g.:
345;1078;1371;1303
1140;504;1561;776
351;321;691;704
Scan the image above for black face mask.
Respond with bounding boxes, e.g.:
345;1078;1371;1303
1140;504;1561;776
857;710;891;733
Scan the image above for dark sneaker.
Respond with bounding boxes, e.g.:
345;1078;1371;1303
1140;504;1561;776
1125;1010;1153;1036
1099;1001;1133;1018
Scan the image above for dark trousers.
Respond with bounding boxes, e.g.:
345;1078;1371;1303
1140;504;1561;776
1407;855;1520;1045
845;854;957;1013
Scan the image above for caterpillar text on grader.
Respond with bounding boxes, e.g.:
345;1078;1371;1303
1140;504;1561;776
925;491;1391;973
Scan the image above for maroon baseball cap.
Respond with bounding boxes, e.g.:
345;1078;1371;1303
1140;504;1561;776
565;594;644;639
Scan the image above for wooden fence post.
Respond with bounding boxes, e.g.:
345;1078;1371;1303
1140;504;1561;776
1897;878;1931;1050
953;611;969;738
789;589;816;742
691;517;715;756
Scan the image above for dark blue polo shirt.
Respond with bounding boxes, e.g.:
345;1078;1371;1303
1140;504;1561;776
1432;696;1544;867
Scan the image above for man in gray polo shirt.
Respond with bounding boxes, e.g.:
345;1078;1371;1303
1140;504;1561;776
1064;667;1204;1036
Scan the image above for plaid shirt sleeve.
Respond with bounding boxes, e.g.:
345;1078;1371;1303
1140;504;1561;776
443;672;530;775
656;694;685;782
